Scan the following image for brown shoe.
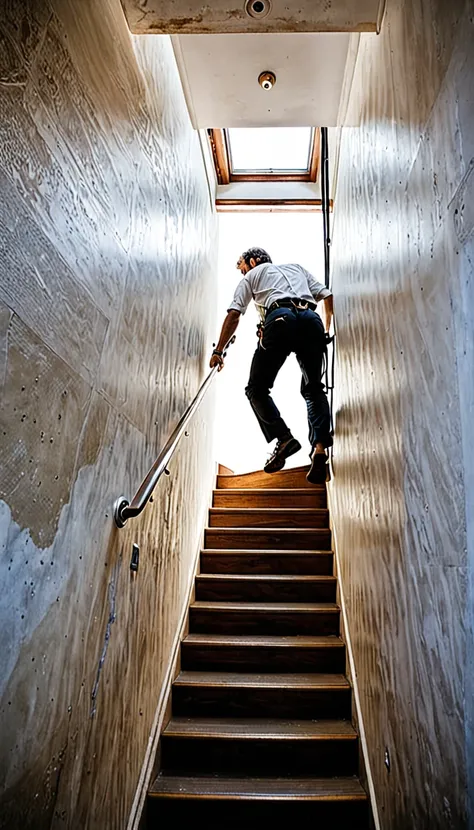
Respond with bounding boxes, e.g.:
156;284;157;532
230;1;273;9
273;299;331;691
264;435;302;474
307;448;328;483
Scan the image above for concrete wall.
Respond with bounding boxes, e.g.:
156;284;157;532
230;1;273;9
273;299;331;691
330;0;474;827
0;1;217;828
120;0;385;35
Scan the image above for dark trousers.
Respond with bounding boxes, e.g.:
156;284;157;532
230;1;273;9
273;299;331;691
245;306;333;449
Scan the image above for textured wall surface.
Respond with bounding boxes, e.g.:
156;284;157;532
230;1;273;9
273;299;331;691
330;0;474;827
0;1;217;827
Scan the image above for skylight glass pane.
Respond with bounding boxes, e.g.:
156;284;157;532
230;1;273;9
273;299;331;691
228;127;313;173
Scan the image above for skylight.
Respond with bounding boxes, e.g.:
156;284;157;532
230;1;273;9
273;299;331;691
227;127;313;173
208;127;319;185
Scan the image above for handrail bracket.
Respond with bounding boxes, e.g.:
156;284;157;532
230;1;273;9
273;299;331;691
114;496;130;528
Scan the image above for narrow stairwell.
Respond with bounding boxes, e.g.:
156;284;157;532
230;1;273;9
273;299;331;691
147;464;369;827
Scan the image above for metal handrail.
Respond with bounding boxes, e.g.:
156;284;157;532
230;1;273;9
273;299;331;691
320;127;331;291
113;337;235;528
320;127;335;432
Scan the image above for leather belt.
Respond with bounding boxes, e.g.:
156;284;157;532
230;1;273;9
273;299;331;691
267;297;316;315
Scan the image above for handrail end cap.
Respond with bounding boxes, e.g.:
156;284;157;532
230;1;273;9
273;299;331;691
114;496;130;528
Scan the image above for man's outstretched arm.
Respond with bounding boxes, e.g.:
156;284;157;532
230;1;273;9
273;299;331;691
210;310;241;370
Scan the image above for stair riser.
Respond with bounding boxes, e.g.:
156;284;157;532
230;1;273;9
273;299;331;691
172;687;351;719
195;579;336;603
200;552;334;575
160;736;359;777
205;529;332;550
213;492;327;509
181;643;346;673
189;609;340;636
148;798;368;826
209;511;329;528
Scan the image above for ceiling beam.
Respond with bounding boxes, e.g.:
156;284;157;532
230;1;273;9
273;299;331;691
120;1;385;35
216;199;333;213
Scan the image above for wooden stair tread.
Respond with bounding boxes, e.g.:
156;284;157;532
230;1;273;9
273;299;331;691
164;718;356;740
217;466;325;490
206;527;328;533
175;672;350;689
213;488;326;495
205;529;332;550
213;489;327;509
150;775;367;800
184;633;344;647
196;574;336;583
191;601;339;612
220;465;312;476
209;508;329;529
209;508;328;514
201;549;333;555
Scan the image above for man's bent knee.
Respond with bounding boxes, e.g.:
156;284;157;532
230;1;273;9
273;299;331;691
245;383;268;403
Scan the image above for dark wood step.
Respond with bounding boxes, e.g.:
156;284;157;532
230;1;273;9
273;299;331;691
148;776;369;826
217;465;322;490
182;633;345;673
172;672;351;718
195;574;337;603
205;528;331;551
208;507;329;529
189;601;340;636
213;488;327;509
200;549;334;575
161;717;358;776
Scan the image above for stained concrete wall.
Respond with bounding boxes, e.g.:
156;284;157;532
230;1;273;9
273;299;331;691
330;0;474;827
120;0;384;35
0;1;217;828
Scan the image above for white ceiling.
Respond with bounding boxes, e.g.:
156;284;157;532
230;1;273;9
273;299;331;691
171;33;358;129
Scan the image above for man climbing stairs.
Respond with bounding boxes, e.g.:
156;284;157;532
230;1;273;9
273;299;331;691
147;464;369;827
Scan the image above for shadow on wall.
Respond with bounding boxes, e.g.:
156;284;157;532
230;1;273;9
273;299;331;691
0;0;218;827
330;0;472;826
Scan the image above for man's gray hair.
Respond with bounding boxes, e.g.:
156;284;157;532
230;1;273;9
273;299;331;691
240;247;272;268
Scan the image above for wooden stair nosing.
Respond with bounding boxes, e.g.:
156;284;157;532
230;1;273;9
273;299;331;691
163;717;357;740
191;601;340;613
209;506;328;512
201;548;334;555
183;633;344;647
205;527;330;533
149;775;367;800
196;574;336;583
174;671;350;689
213;487;326;495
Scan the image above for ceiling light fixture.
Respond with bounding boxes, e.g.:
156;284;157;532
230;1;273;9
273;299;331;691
258;71;276;90
245;0;271;19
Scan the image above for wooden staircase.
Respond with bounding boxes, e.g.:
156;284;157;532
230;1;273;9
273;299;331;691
147;464;369;827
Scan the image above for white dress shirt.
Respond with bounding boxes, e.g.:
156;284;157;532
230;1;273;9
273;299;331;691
228;262;332;317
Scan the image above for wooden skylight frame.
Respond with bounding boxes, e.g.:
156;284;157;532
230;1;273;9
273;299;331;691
208;127;320;185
